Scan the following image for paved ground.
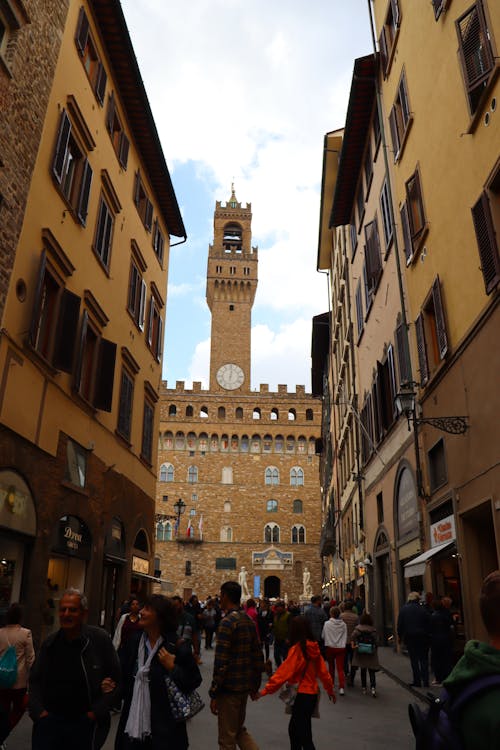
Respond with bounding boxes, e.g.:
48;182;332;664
6;646;430;748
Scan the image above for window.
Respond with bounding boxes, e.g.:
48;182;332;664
52;110;92;226
93;195;114;269
200;406;208;418
428;438;447;492
146;295;163;362
456;1;495;116
223;223;242;252
379;0;401;76
156;521;172;541
360;393;374;465
186;405;193;417
415;277;449;385
400;201;414;265
141;398;154;464
222;467;233;484
380;179;393;252
241;435;249;452
218;406;226;419
275;435;284;452
169;404;177;417
264;523;280;543
152;219;165;264
356;183;365;230
405;167;426;250
355;281;364;339
364;219;382;307
373;102;381;149
253;407;261;420
185;561;192;576
265;467;279;485
288;408;296;421
364;141;373;193
292;525;305;544
374;344;397;437
267;499;278;513
188;466;198;484
350;222;358;259
175;431;185;449
290;467;304;486
74;310;117;411
133;172;153;231
220;526;233;542
159;463;174;482
117;368;134;441
229;266;236;275
293;499;303;514
216;556;236;569
271;408;279;420
224;501;231;513
306;409;313;421
432;0;449;20
263;434;272;453
389;71;411;161
65;439;87;487
127;259;147;330
235;407;243;419
29;249;81;372
471;167;500;294
377;492;384;524
75;8;107;105
395;321;412;385
105;92;129;168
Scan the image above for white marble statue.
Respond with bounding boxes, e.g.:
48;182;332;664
238;565;250;599
302;566;312;598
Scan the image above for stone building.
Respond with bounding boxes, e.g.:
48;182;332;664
155;189;322;601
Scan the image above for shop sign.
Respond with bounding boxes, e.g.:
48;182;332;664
397;467;419;539
0;470;36;536
430;515;456;547
53;515;91;560
132;555;149;575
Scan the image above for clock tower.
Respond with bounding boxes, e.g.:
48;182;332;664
206;186;258;392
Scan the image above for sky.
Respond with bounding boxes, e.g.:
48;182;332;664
121;0;374;391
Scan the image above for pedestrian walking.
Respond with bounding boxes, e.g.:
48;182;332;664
113;598;142;653
115;594;201;750
429;598;454;685
258;615;336;750
29;588;120;750
272;601;291;668
202;598;218;650
0;603;35;742
397;591;431;687
340;600;359;680
257;599;273;663
304;597;327;656
322;607;347;695
350;612;380;697
209;580;263;750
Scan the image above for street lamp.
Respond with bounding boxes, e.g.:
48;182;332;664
173;498;186;529
395;383;469;435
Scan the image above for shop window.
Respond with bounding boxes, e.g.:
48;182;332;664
428;438;448;492
141;398;154;464
388;70;412;162
379;0;401;76
471;163;500;295
265;467;279;486
127;260;147;331
74;310;116;412
152;218;165;264
52;109;93;226
290;467;304;486
415;276;448;385
133;171;153;231
65;439;87;488
292;525;306;544
267;499;278;513
75;7;107;105
146;294;163;363
264;523;280;543
293;499;303;514
116;368;134;441
456;1;495;116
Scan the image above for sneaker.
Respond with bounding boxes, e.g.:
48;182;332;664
339;688;345;696
362;687;367;695
371;687;377;697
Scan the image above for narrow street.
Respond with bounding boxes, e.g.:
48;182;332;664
7;647;420;749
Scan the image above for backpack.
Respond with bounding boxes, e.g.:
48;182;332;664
408;674;500;749
0;640;17;688
356;629;376;655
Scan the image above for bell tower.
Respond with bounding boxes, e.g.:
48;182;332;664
206;186;258;392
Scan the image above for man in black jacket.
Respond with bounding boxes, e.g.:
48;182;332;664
397;591;431;687
29;588;121;750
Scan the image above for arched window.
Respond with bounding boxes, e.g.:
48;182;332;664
175;432;185;450
275;435;284;452
265;467;280;485
292;524;306;544
210;434;219;451
224;501;231;513
220;526;233;542
235;407;243;419
251;435;261;453
200;406;208;418
306;408;314;421
241;435;249;452
286;435;295;453
290;467;304;486
164;431;174;449
188;466;198;483
221;434;229;451
297;436;307;454
308;437;316;455
253;407;261;420
168;404;177;416
288;408;296;421
133;529;149;552
156;521;172;541
293;499;303;514
223;223;242;252
231;435;239;451
198;433;208;452
218;406;226;419
186;405;193;417
222;467;233;484
267;499;278;513
264;523;280;543
159;463;174;482
271;408;279;420
186;432;196;450
263;434;272;452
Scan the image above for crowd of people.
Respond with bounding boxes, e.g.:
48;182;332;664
0;572;499;749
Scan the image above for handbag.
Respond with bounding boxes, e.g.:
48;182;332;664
0;637;17;688
279;682;298;710
357;642;375;655
164;675;205;722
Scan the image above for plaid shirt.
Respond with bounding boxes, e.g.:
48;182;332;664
209;609;263;698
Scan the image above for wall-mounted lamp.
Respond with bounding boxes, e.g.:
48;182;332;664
395;384;469;435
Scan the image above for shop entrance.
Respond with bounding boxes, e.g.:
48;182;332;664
264;575;280;599
461;501;498;640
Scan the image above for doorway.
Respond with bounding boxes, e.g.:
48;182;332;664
264;575;280;599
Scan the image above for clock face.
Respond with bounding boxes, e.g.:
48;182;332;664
216;363;245;390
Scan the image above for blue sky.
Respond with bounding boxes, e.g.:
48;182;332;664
121;1;373;391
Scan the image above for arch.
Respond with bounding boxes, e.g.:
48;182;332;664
241;435;249;452
265;466;280;485
164;431;174;450
187;465;198;483
156;521;172;541
168;404;177;417
297;436;307;454
224;500;231;513
290;467;304;486
218;406;226;419
175;431;185;450
186;405;193;417
275;435;284;453
264;523;280;543
159;462;174;482
263;434;272;453
286;435;295;453
231;435;239;451
292;524;306;544
308;437;316;454
306;408;314;421
251;434;261;453
253;407;261;420
133;529;149;553
264;575;281;599
288;408;296;421
293;499;303;514
235;407;243;419
200;405;208;418
222;466;233;484
223;222;242;252
210;434;219;451
186;432;196;451
267;499;278;513
220;525;233;542
271;408;279;420
221;434;229;451
198;432;208;452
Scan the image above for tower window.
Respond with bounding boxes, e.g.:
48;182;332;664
243;267;250;276
216;265;222;273
229;304;234;311
229;266;236;275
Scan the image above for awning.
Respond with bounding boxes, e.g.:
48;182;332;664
132;571;172;586
404;540;455;578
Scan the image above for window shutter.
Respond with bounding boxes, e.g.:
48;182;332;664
74;310;89;393
93;338;117;411
406;170;425;239
471;192;500;294
156;316;163;362
76;159;93;226
128;263;139;316
395;322;412;385
432;276;448;359
118;132;129;169
362;262;370;309
400;202;413;264
391;0;400;28
433;0;444;20
387;344;398;418
138;280;147;330
388;107;399;159
355;282;363;337
95;63;107;105
75;7;89;55
133;171;141;207
379;28;388;74
147;298;154;346
52;111;72;184
415;313;429;385
118;370;133;439
29;251;47;348
106;92;115;135
399;74;410;127
145;200;153;231
456;3;494;91
377;360;390;431
371;379;381;444
53;290;81;372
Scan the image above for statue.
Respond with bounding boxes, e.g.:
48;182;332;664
238;566;250;599
302;566;312;598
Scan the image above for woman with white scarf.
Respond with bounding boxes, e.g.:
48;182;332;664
115;595;201;749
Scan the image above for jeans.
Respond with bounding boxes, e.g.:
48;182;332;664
274;640;288;667
288;693;317;750
216;692;259;750
325;647;345;689
32;713;96;750
406;636;430;687
0;687;27;734
344;643;354;675
205;627;216;649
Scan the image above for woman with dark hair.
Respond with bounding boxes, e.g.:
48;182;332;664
115;595;201;749
350;612;380;696
258;615;335;749
0;603;35;740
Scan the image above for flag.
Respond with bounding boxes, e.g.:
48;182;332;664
198;514;203;540
186;518;192;537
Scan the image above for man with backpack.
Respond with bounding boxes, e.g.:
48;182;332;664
409;570;500;749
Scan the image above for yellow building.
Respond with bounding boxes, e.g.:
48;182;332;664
0;0;185;640
372;0;500;641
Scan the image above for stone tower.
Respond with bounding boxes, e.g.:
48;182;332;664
207;185;257;392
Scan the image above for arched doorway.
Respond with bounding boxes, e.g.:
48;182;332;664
264;575;280;599
374;529;393;645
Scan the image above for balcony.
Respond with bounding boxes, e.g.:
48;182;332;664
320;519;336;557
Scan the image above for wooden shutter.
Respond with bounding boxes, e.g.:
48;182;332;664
406;170;425;239
432;0;445;20
365;220;381;287
471;192;500;294
395;322;412;385
76;159;93;225
29;250;47;347
387;344;398;419
432;276;448;359
388;107;399;159
362;262;370;309
400;202;413;263
456;2;494;91
147;298;154;346
52;111;71;184
106;92;115;135
118;133;129;169
52;290;81;372
355;282;363;337
128;263;139;316
371;379;381;445
74;310;88;393
118;370;133;439
133;171;141;207
415;313;429;385
156;316;163;362
144;199;153;231
93;338;116;411
391;0;400;27
142;401;154;462
138;279;147;330
75;7;89;55
379;28;388;75
95;63;107;105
